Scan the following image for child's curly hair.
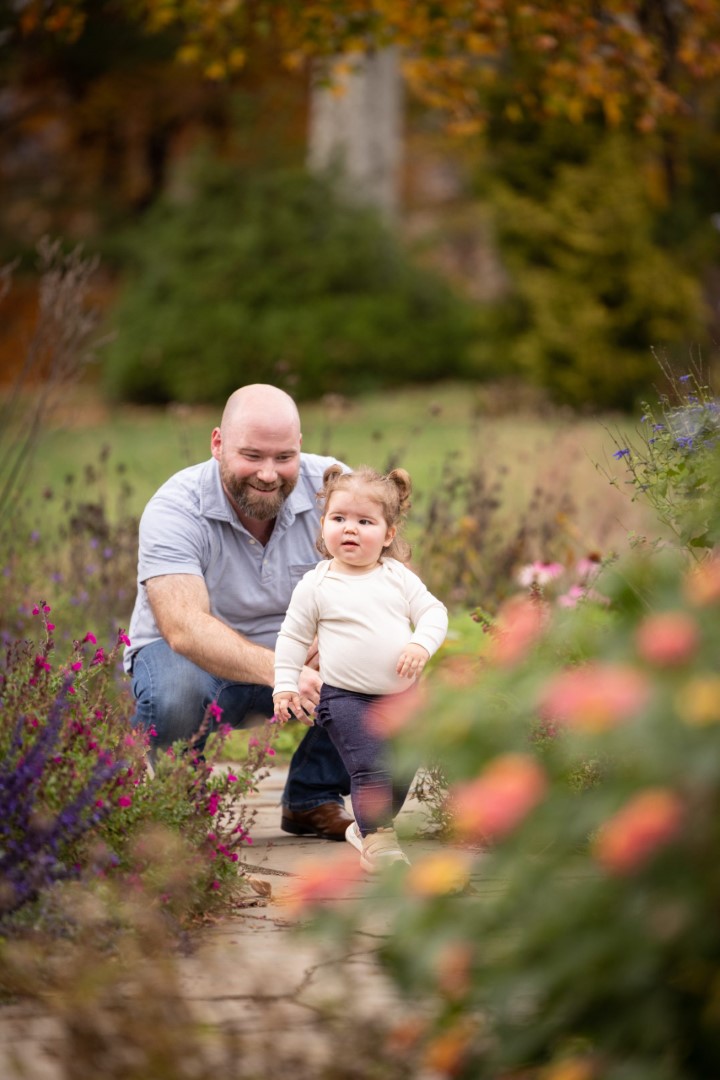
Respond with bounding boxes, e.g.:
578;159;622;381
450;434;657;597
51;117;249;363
316;464;412;562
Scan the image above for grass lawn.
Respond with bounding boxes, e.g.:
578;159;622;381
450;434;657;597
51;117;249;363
19;380;650;553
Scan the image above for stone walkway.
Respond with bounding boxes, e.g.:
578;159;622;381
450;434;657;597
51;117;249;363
0;768;477;1078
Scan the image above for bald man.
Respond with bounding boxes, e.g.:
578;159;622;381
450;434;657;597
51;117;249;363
124;384;353;840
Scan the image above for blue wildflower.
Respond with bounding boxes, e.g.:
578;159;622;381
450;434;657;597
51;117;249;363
613;448;630;460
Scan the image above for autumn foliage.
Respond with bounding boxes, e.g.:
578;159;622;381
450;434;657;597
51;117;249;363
11;0;720;131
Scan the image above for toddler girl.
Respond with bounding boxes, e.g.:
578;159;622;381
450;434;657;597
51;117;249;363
273;464;448;872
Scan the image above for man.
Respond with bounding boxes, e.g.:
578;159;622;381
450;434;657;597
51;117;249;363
124;383;353;840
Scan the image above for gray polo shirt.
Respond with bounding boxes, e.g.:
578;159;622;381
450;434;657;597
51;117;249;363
124;453;342;672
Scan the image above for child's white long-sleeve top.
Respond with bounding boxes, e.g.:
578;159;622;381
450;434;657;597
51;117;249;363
274;558;448;697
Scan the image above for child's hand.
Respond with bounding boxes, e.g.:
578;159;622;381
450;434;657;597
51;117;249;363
396;643;429;679
273;691;305;724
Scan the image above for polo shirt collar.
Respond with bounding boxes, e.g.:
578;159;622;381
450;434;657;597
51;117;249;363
198;457;314;525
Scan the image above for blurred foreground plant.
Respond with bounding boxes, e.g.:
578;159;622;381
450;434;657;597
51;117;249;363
292;390;720;1079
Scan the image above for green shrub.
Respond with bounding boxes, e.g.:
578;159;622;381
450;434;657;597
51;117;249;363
103;160;479;404
488;137;707;410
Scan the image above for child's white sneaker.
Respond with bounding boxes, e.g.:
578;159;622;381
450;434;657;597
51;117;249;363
345;821;363;852
360;827;410;873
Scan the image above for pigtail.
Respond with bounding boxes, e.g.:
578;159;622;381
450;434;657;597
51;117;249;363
321;463;345;491
386;468;412;515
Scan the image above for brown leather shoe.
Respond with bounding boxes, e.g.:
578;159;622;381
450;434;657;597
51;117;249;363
281;801;354;841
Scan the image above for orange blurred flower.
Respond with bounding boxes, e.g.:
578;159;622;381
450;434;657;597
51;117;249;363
636;611;699;666
488;596;546;666
542;1058;596;1080
282;850;363;913
541;663;651;732
676;675;720;726
422;1020;475;1076
434;940;473;999
685;551;720;606
451;754;547;842
594;788;684;875
366;682;426;738
405;851;472;896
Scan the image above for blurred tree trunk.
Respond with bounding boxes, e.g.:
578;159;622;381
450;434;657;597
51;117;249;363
307;48;403;219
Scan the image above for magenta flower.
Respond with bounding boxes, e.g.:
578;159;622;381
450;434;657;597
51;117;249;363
83;632;97;645
207;701;223;720
91;648;105;666
118;630;131;647
117;795;132;807
227;773;238;782
71;661;83;671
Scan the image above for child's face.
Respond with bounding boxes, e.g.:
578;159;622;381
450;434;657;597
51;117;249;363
321;488;396;573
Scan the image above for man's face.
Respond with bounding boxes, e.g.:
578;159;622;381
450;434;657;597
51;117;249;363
211;416;301;521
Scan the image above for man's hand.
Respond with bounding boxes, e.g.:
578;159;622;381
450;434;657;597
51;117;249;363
297;665;322;718
396;643;429;680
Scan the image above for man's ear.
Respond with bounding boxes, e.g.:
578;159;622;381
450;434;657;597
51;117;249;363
210;427;222;461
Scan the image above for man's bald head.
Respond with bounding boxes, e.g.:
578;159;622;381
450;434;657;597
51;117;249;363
221;385;301;438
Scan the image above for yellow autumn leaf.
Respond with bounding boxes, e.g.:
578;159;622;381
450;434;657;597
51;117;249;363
204;60;227;81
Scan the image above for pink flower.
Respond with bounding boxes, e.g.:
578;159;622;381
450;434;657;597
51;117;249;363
227;773;238;783
557;585;610;609
575;554;603;582
517;561;564;588
207;792;220;816
210;880;221;891
43;604;51;613
71;661;83;671
207;701;223;720
117;795;132;808
540;663;651;732
594;788;684;874
91;648;105;666
118;630;131;647
636;611;699;667
32;605;40;616
451;754;548;842
46;622;55;632
83;632;97;645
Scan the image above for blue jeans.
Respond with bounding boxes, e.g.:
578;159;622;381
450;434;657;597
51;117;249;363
129;639;350;811
315;682;416;836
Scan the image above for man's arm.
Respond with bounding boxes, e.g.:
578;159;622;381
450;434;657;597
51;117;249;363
146;574;322;710
147;574;275;684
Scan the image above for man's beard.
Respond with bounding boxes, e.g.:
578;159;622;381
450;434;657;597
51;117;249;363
221;466;297;521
